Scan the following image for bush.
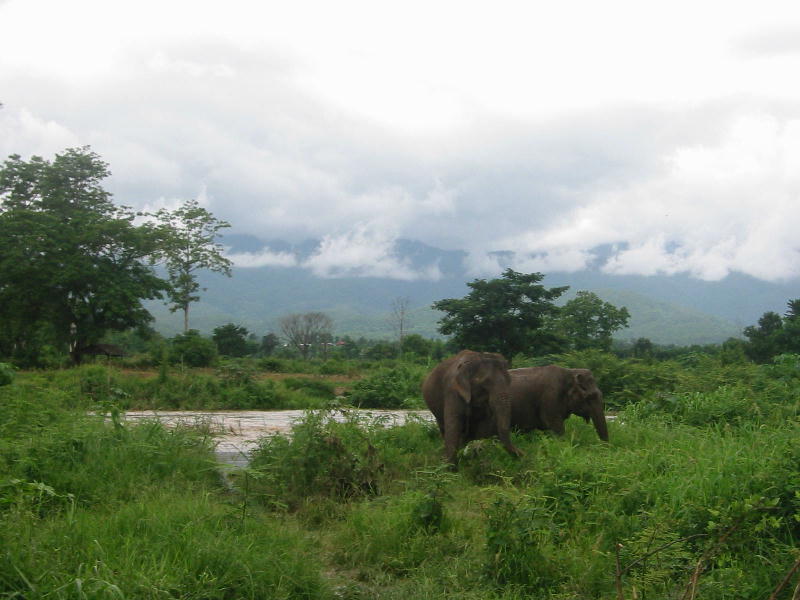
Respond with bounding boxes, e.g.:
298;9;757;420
283;377;337;399
348;366;424;409
169;330;218;367
249;409;385;509
484;494;563;590
0;363;14;387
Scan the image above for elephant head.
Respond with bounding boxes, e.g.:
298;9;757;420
565;368;609;441
423;349;523;464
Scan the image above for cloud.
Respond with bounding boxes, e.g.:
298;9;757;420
226;248;298;269
734;27;800;58
3;3;800;284
0;107;80;159
302;223;443;281
517;114;800;281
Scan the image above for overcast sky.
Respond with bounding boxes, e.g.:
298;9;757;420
2;0;800;282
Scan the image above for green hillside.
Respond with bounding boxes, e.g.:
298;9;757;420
146;277;743;346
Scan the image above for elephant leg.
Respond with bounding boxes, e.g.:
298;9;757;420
443;399;467;463
444;429;464;464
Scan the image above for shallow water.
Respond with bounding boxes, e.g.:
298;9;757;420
122;409;433;467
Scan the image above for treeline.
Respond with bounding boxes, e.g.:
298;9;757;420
3;146;797;371
0;147;231;366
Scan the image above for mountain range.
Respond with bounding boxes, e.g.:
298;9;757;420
144;235;800;346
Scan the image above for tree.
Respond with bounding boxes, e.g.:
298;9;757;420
389;296;411;350
553;291;630;351
0;147;167;364
744;299;800;362
631;337;654;359
212;323;250;357
279;312;333;359
433;269;568;359
260;332;280;356
401;333;433;357
153;199;232;332
743;311;784;363
169;330;218;367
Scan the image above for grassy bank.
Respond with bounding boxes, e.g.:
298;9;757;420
1;355;799;598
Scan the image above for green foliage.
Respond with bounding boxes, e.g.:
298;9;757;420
0;391;327;598
249;409;386;508
212;322;250;357
433;269;568;358
0;147;167;365
283;376;337;399
484;494;562;590
552;290;631;351
0;362;13;386
3;359;800;598
169;329;218;367
260;331;280;355
152;199;232;332
626;386;760;426
348;365;425;409
743;299;800;362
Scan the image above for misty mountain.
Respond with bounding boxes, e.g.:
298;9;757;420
145;235;799;345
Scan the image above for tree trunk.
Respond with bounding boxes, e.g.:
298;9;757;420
183;304;189;333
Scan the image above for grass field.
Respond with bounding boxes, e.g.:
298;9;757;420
1;354;798;598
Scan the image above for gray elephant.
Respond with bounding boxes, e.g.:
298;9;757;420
507;365;609;441
454;365;609;444
422;350;524;464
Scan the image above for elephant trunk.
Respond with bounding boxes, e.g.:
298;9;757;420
590;395;609;441
492;388;523;457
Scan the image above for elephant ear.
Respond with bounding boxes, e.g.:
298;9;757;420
567;371;589;410
450;354;476;405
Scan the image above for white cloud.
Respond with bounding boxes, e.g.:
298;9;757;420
226;249;298;269
3;2;800;283
0;107;80;159
520;114;800;281
302;223;442;281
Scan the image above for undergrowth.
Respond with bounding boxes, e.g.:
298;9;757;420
2;354;800;598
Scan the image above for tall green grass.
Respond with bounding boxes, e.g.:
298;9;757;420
3;354;800;598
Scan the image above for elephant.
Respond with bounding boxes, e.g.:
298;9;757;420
438;364;609;447
422;349;523;464
507;365;609;441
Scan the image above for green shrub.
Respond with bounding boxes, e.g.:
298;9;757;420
0;362;14;386
283;376;336;399
215;358;256;385
0;491;329;599
348;365;424;409
626;386;760;426
484;494;563;590
249;409;385;509
169;330;218;367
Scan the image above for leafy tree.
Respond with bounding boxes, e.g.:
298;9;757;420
260;332;280;356
279;312;333;359
744;299;800;362
169;330;218;367
553;291;630;351
401;333;433;357
743;311;784;363
0;147;167;364
212;323;250;357
153;199;232;332
364;340;399;360
433;269;568;359
631;337;654;359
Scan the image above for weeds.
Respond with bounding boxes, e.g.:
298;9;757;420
2;355;800;598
